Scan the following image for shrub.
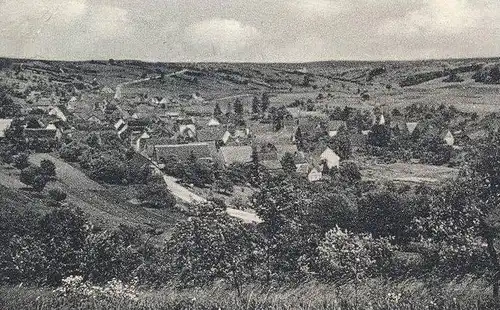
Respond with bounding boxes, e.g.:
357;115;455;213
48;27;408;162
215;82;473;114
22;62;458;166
48;188;67;202
40;159;56;177
137;181;176;209
318;227;396;282
13;152;29;169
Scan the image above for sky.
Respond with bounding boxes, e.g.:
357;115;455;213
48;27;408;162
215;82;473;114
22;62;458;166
0;0;499;62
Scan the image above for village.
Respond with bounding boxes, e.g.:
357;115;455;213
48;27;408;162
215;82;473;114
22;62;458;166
3;58;500;310
0;60;477;188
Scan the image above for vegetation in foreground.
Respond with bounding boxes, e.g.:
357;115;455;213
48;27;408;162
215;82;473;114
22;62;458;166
0;277;496;310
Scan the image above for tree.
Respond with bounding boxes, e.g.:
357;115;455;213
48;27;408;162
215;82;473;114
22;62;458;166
40;159;56;177
295;127;305;150
213;169;234;194
0;87;21;118
260;93;270;112
20;165;48;191
250;147;260;186
318;227;395;284
234;98;244;115
59;143;86;162
137;180;176;209
32;174;49;192
280;152;296;174
48;188;67;202
368;124;391;147
213;102;222;117
253;176;316;282
329;131;351;160
339;161;361;183
251;96;260;114
167;202;256;294
13;152;29;169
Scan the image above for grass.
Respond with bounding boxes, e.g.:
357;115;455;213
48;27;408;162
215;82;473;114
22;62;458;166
361;162;459;184
0;277;496;310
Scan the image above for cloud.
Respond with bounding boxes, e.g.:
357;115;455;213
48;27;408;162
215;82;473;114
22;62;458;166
184;18;261;61
288;0;344;19
0;0;499;61
378;0;483;37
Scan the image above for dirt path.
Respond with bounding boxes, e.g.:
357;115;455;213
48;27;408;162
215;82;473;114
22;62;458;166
162;175;261;223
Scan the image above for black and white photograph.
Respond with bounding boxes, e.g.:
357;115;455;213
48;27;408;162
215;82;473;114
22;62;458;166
1;1;500;309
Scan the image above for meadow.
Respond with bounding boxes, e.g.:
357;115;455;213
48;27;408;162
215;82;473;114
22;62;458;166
0;277;495;310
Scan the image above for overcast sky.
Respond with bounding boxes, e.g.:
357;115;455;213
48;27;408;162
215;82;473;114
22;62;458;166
0;0;499;62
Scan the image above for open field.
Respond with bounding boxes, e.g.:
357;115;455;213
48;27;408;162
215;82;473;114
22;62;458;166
361;162;459;184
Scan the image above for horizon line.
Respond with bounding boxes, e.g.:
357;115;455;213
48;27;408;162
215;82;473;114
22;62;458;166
1;55;500;65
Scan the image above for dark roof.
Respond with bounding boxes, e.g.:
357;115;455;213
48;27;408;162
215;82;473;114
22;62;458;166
197;127;225;142
275;144;299;161
325;120;347;131
154;142;216;162
24;128;58;139
261;160;283;171
219;146;253;165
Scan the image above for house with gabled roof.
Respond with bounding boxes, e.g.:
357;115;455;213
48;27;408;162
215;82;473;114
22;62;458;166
0;119;13;139
151;96;168;105
325;120;347;137
101;86;115;94
48;106;67;122
319;147;340;169
154;142;216;163
206;117;221;127
308;167;323;182
197;127;226;143
442;130;455;146
406;122;419;135
261;160;283;171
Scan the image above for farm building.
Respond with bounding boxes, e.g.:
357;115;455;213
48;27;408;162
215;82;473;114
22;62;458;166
206;118;221;127
406;122;419;135
218;146;253;166
154;142;216;163
197;127;226;143
151;97;168;105
0;119;13;139
308;167;322;182
48;106;67;122
261;160;283;171
442;130;455;146
319;147;340;169
325;120;347;137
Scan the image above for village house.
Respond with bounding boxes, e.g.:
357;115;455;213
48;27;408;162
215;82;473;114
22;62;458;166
325;120;347;137
206;117;221;127
319;147;340;169
48;106;67;122
307;167;323;182
151;96;168;105
196;127;226;145
154;142;217;164
0;119;13;140
218;145;253;166
442;130;455;146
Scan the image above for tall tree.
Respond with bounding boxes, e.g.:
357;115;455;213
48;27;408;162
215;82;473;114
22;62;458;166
260;93;270;113
234;98;244;115
280;152;296;174
252;96;260;114
213;102;222;117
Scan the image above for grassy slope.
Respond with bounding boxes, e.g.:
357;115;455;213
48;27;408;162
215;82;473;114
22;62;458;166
0;154;182;236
